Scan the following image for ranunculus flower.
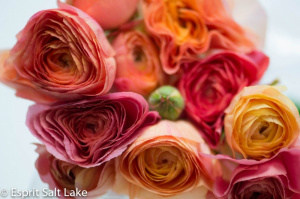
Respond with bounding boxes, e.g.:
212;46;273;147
112;30;163;97
65;0;139;30
115;120;215;198
143;0;257;74
27;92;160;167
35;144;115;198
225;85;300;160
212;148;300;198
0;50;56;103
0;3;116;103
178;51;269;148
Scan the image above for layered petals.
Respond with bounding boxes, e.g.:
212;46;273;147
179;51;269;148
143;0;257;74
1;3;116;103
116;120;215;197
224;85;300;160
112;30;163;97
35;144;115;198
0;50;55;103
212;148;300;198
27;92;160;167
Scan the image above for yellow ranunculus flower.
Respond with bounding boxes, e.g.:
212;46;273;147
225;85;300;160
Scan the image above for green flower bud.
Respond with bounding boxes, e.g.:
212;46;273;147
148;85;185;120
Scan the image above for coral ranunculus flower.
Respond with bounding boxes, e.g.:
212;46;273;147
117;120;215;197
27;92;160;167
112;30;163;97
65;0;139;30
0;3;116;103
224;85;300;160
179;51;269;148
143;0;256;74
0;50;56;103
35;144;115;198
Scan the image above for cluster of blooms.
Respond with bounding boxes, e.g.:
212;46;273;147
1;0;299;198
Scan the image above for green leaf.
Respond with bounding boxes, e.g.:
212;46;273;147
296;103;300;115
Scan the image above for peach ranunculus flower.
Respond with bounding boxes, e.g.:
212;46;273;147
35;144;115;199
112;30;163;97
0;3;116;103
224;85;300;160
65;0;139;30
115;120;215;198
143;0;256;74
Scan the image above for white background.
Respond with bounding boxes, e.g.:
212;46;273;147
0;0;300;197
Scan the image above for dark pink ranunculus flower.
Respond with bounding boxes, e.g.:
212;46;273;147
27;92;160;167
0;2;116;103
178;51;269;148
211;148;300;199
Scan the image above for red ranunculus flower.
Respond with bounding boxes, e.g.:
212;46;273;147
178;51;269;147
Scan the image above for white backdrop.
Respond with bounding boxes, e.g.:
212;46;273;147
0;0;300;197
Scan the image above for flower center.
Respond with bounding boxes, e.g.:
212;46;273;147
258;122;269;135
142;146;184;183
57;53;74;68
132;46;147;71
164;0;205;44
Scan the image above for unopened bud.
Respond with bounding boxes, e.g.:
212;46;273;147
148;86;185;120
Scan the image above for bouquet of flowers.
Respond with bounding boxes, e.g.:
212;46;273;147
0;0;299;198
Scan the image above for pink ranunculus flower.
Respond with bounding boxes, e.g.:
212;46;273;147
27;92;160;167
0;3;116;103
178;51;269;148
211;148;300;198
112;30;164;97
65;0;139;30
35;144;115;199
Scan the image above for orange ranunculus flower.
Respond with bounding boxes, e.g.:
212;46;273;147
116;120;215;198
35;144;115;198
143;0;255;74
112;30;163;97
224;85;300;160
